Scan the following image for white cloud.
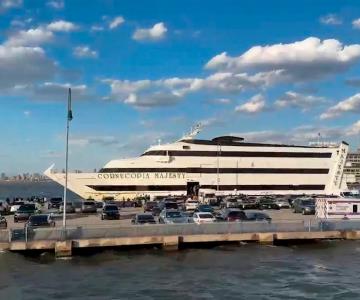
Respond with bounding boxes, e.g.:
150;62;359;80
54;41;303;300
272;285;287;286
320;93;360;119
132;22;167;41
206;37;360;82
109;16;125;29
47;20;78;32
0;0;22;9
5;27;54;46
209;98;232;105
231;124;347;145
352;19;360;29
23;110;31;117
345;78;360;87
235;94;266;114
91;25;104;32
275;91;327;111
70;136;119;147
123;92;182;108
31;82;89;101
320;14;342;25
46;0;64;9
73;46;98;58
0;45;56;89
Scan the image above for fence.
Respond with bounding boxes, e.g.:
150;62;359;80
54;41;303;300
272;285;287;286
5;219;360;243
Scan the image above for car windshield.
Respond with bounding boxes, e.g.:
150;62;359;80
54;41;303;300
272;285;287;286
199;205;212;210
50;198;62;203
29;215;48;224
84;201;95;206
199;213;213;219
18;205;34;212
301;200;314;205
228;211;244;217
166;211;182;218
104;205;118;211
227;199;238;203
138;215;154;221
165;203;178;209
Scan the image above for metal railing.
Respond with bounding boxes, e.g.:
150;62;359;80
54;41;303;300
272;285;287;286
6;219;360;243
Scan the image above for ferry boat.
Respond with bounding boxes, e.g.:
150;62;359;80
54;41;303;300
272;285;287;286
44;125;349;200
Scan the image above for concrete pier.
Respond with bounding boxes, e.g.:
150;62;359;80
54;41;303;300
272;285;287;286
3;229;360;257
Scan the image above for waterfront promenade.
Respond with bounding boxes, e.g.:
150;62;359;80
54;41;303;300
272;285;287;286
1;208;360;257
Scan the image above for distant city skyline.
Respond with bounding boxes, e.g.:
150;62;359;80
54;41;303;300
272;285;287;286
1;0;360;174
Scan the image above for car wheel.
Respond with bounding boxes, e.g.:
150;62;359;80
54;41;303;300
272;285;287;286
14;218;17;223
101;215;104;220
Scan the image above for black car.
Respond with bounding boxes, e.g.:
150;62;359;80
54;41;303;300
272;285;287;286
0;215;7;229
14;204;36;222
48;197;62;209
131;213;156;225
25;214;55;228
143;201;157;213
158;201;178;212
151;205;162;216
217;208;247;222
258;198;280;210
101;205;120;220
245;212;272;222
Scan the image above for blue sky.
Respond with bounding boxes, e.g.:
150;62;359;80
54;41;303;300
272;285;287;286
1;0;360;174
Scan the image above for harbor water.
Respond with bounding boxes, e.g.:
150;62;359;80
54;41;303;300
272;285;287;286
1;182;360;299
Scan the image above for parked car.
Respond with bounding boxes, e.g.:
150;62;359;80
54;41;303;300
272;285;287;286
258;198;280;210
0;200;10;215
131;213;156;225
158;201;178;212
48;197;63;209
14;204;37;222
245;212;272;222
95;201;105;209
59;202;76;214
238;198;259;210
275;198;291;209
151;205;162;216
221;197;240;209
101;205;120;220
217;208;247;222
10;201;25;214
292;198;315;215
194;204;214;213
159;209;188;224
193;212;216;224
25;214;55;228
143;201;157;213
185;199;199;211
81;201;97;213
0;215;7;229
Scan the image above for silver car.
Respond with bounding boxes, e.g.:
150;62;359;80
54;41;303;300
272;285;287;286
158;209;188;224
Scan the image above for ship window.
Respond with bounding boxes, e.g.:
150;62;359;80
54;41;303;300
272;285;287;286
183;145;190;150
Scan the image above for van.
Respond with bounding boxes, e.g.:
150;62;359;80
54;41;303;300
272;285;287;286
81;201;97;213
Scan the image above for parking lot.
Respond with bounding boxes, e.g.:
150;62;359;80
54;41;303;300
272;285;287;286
4;206;316;230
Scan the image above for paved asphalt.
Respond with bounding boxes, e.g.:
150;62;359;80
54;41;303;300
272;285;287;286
4;206;316;230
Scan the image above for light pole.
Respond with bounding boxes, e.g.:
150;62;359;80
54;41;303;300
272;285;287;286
63;88;72;232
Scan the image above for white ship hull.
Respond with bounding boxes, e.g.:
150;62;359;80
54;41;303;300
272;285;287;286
44;136;349;200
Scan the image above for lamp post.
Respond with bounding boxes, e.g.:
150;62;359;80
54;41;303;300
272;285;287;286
63;88;72;233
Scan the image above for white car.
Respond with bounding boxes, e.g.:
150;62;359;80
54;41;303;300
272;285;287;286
10;202;25;214
193;212;216;224
185;199;199;211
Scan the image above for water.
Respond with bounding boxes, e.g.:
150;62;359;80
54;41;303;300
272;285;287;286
0;181;78;200
0;183;360;299
0;242;360;299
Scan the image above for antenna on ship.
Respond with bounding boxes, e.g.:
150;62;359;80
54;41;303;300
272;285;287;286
179;122;203;140
62;88;72;235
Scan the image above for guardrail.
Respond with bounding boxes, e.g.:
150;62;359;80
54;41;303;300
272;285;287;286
6;219;360;243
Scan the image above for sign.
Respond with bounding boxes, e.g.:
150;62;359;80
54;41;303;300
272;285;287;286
98;172;186;180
